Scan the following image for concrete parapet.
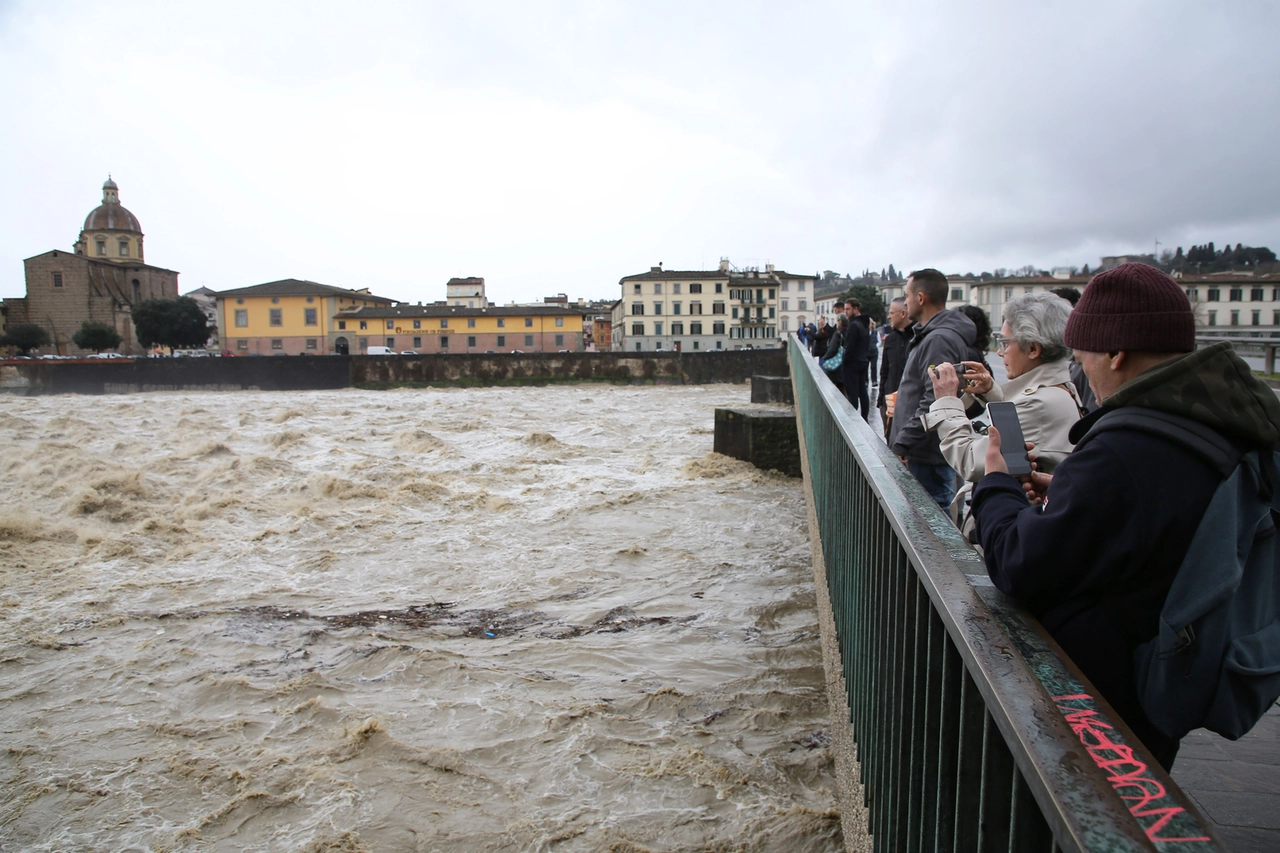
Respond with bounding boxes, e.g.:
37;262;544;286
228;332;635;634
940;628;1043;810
713;406;801;478
750;375;794;404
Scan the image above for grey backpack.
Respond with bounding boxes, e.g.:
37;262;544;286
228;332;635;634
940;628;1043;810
1084;408;1280;740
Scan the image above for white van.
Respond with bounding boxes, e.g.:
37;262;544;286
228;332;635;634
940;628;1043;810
366;346;397;355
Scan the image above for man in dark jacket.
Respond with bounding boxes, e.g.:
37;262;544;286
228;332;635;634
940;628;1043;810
878;296;912;438
973;263;1280;770
841;299;872;421
810;316;833;359
889;269;976;510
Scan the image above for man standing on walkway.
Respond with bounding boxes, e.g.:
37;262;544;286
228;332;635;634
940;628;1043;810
888;269;976;511
972;262;1280;770
878;296;912;439
841;298;872;421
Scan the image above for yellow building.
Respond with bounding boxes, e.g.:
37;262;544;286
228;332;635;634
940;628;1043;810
216;279;396;356
334;303;586;353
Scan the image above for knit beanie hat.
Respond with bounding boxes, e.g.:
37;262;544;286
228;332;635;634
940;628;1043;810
1063;263;1195;353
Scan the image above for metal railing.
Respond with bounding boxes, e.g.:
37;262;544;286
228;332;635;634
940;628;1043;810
1195;334;1280;372
788;335;1222;852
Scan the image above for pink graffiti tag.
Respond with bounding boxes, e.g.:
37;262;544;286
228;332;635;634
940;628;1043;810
1053;693;1211;844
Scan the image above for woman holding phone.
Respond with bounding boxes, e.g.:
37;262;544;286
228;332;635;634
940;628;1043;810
922;292;1084;522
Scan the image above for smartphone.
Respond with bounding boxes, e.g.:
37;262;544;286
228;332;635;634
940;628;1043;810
987;402;1032;476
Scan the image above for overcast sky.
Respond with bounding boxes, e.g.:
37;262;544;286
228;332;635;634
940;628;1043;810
2;1;1277;305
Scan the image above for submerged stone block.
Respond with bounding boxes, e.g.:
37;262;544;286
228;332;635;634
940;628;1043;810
750;375;794;405
714;407;801;478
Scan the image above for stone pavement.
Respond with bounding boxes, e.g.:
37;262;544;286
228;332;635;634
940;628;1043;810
1172;702;1280;852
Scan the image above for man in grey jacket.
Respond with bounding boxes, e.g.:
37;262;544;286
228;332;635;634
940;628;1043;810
888;269;976;511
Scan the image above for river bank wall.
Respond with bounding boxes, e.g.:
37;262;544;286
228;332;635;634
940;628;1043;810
0;349;788;395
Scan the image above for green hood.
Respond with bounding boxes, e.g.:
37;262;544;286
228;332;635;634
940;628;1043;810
1106;341;1280;448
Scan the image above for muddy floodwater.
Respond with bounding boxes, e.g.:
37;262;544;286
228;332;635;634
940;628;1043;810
0;384;839;852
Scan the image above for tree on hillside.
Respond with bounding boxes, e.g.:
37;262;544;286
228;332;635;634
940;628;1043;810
72;320;123;353
1;323;51;355
838;284;887;322
131;297;212;353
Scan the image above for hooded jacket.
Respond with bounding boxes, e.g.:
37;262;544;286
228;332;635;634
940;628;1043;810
878;325;913;406
971;342;1280;763
888;308;977;464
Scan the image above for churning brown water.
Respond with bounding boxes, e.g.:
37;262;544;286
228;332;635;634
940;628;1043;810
0;384;839;852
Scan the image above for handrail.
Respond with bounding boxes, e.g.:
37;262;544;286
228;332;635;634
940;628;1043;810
788;335;1223;852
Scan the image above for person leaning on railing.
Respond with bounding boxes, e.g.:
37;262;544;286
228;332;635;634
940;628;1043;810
922;292;1084;528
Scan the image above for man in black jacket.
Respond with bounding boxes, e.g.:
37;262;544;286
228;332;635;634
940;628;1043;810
973;263;1280;770
889;269;976;511
841;299;872;421
878;296;912;439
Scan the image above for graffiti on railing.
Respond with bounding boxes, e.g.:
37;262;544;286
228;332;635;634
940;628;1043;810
1053;693;1211;844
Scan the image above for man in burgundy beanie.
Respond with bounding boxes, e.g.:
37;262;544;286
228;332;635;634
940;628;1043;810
970;263;1280;770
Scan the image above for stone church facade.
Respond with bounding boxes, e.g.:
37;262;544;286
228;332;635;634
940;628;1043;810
3;178;179;355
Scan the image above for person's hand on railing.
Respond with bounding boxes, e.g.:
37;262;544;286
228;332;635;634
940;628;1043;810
929;362;962;398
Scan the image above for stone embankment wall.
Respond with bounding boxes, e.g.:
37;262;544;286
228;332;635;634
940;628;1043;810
0;350;787;395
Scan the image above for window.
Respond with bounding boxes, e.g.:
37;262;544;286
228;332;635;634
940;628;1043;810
690;302;702;314
632;303;645;315
732;307;739;319
1230;288;1243;302
555;334;564;346
1186;288;1197;299
655;341;663;350
236;298;244;304
1253;311;1261;326
1253;288;1264;302
1231;310;1240;325
119;240;129;257
713;321;725;335
524;317;533;327
632;322;645;335
269;309;282;326
633;283;642;294
271;339;283;350
497;318;505;327
385;337;394;348
524;334;534;346
236;339;248;351
951;288;964;301
440;319;449;328
635;342;643;351
712;302;725;314
271;297;280;304
497;335;505;347
799;299;807;310
358;337;369;349
359;320;368;330
1208;311;1217;326
467;335;477;347
1004;287;1013;301
467;318;476;328
235;309;248;327
781;317;789;331
671;322;684;335
715;282;723;293
768;307;776;318
690;322;702;335
781;281;790;292
673;283;681;294
1208;288;1221;302
385;320;393;330
799;282;806;292
1274;311;1280;326
96;239;106;256
51;272;63;288
781;300;790;311
305;308;317;326
654;283;663;294
653;322;664;335
413;336;422;348
653;302;663;314
555;316;564;327
768;289;775;299
338;320;346;330
306;338;317;350
440;336;449;348
1274;288;1280;301
693;341;700;350
690;283;702;294
306;296;314;303
672;302;682;315
716;341;723;349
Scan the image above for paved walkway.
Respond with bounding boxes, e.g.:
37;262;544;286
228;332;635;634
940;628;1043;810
1172;702;1280;852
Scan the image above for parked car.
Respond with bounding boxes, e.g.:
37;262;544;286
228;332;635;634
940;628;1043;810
87;352;127;359
366;346;397;355
400;350;417;355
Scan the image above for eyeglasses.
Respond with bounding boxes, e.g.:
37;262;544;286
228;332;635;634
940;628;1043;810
996;337;1018;353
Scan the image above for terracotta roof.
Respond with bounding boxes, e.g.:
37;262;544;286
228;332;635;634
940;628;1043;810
336;304;587;319
214;279;397;303
619;267;817;283
82;202;141;233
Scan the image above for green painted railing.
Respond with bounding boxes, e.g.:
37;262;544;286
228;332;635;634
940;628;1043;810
788;336;1222;853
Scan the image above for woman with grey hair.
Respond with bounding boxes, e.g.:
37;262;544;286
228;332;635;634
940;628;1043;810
923;292;1084;520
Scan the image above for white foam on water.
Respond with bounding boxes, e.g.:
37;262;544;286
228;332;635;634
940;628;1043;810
0;384;840;852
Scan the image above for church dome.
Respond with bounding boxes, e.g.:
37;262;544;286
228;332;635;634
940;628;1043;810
83;177;141;233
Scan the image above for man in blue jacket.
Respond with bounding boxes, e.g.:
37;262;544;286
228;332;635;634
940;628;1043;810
973;263;1280;770
889;269;976;511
